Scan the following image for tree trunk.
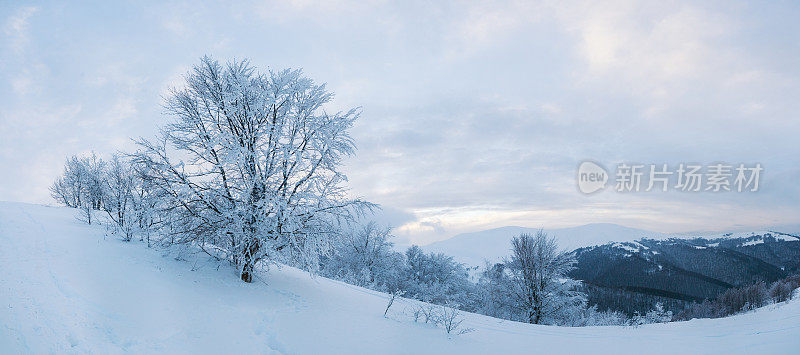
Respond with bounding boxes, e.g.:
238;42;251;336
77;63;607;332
241;262;254;283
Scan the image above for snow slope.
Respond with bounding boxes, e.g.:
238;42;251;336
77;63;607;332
1;202;798;354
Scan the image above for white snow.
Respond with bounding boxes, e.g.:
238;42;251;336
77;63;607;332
691;231;799;242
612;242;641;253
1;202;799;354
742;239;765;247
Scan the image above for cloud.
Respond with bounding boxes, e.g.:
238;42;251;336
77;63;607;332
548;1;735;99
443;0;541;56
3;6;45;97
106;97;138;125
9;62;48;96
0;0;798;244
3;6;38;54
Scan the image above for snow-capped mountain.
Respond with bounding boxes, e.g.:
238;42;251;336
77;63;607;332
423;223;800;268
571;231;800;315
424;223;663;266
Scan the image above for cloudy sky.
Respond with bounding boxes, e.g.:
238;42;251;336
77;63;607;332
1;1;798;245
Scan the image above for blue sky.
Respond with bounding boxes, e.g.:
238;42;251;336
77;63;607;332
1;1;798;245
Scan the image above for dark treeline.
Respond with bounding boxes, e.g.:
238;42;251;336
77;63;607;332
571;237;800;317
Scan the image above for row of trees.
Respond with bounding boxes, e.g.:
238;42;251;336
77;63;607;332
52;56;370;283
51;153;158;242
319;223;479;313
319;226;657;326
318;224;797;325
50;154;106;223
676;275;800;320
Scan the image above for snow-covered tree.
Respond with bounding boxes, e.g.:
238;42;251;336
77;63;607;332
321;221;403;291
129;163;162;247
506;231;584;324
631;302;673;325
101;154;137;241
403;246;480;311
644;302;673;323
82;152;106;211
477;262;516;319
560;305;629;326
132;56;372;282
50;153;107;224
50;156;86;208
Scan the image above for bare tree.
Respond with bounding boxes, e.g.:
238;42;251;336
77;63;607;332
132;56;372;282
49;176;73;207
51;153;106;225
322;222;401;289
50;156;87;208
439;303;472;335
102;154;136;240
383;289;404;318
506;231;580;324
82;152;106;211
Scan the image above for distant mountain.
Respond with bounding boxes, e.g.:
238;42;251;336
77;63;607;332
424;224;800;316
571;231;800;315
424;223;662;266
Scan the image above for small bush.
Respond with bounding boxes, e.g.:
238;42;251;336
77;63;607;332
411;303;473;335
413;304;441;324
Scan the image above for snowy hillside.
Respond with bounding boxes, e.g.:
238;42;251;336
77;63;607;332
424;224;662;266
1;202;799;354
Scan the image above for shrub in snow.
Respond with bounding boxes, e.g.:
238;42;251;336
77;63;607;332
409;303;472;335
438;303;473;335
415;304;441;324
559;305;629;327
631;303;673;325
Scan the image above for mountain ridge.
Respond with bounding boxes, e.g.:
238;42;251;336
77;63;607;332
423;223;662;266
423;222;800;267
